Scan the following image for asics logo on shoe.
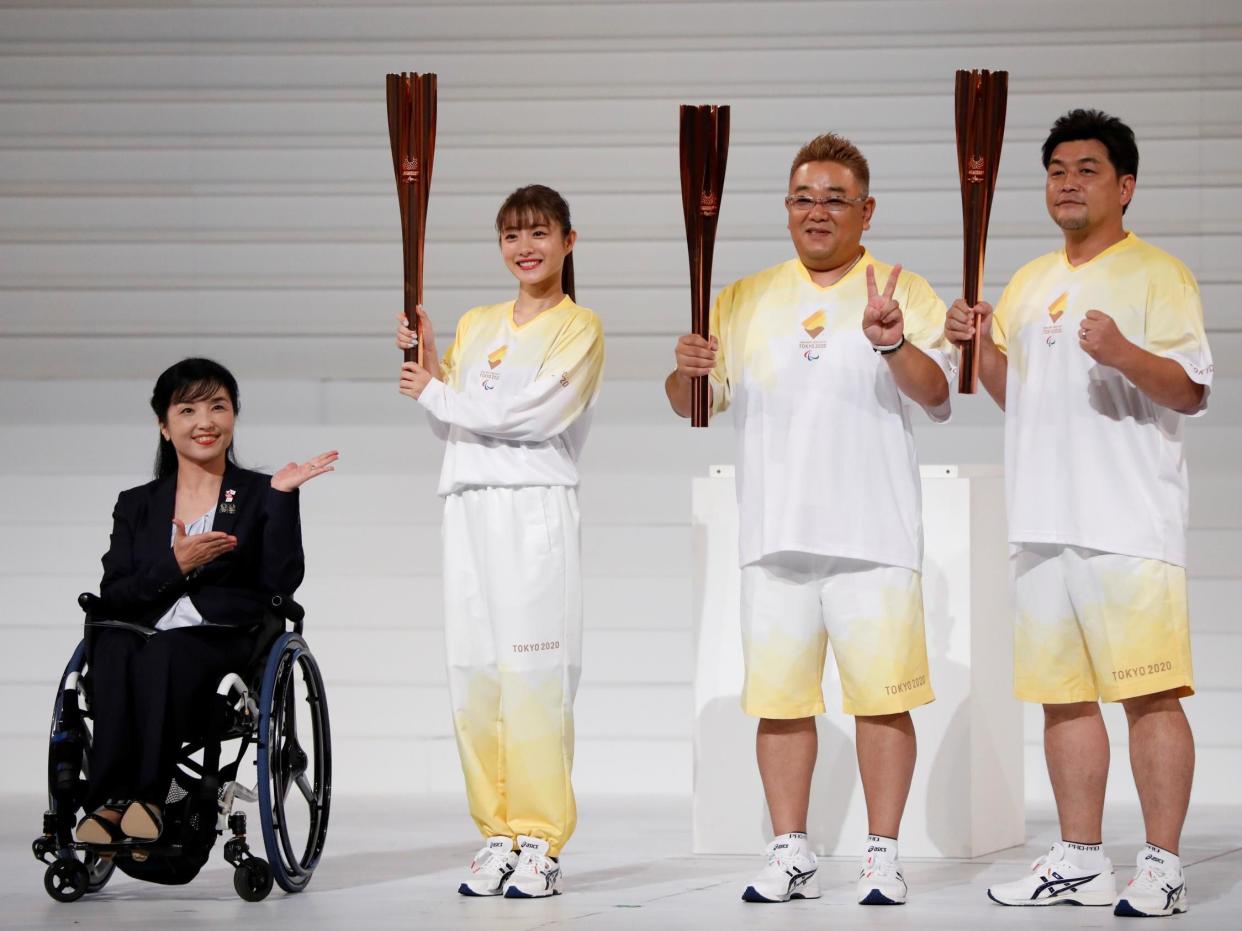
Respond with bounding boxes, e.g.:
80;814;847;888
772;843;789;852
1163;882;1183;909
1033;874;1100;898
1144;853;1165;865
787;868;815;893
543;867;561;890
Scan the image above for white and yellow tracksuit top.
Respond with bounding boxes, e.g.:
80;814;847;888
417;296;605;495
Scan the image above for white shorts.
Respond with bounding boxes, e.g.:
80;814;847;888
739;553;934;718
1012;543;1194;703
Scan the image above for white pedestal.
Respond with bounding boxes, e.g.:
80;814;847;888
692;464;1023;858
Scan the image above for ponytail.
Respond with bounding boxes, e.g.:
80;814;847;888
561;252;576;303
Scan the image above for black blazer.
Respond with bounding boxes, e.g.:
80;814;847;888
97;462;304;629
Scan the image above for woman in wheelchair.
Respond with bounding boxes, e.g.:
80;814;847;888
76;357;337;847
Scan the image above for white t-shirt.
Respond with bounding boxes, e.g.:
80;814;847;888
709;254;953;570
418;296;605;496
992;232;1213;566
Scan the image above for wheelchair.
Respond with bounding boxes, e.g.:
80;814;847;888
32;593;331;903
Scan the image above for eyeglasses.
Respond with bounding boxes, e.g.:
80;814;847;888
784;193;869;214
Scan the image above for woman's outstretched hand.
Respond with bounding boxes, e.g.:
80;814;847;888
271;450;339;492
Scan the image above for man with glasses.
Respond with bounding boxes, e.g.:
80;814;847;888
665;133;953;906
946;109;1211;918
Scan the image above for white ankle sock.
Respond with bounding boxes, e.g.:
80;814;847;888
1061;840;1107;871
865;834;898;861
773;832;809;854
1141;843;1181;874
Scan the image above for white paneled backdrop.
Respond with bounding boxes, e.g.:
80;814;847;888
1;1;1239;810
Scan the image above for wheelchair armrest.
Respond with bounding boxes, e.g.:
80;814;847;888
80;590;304;633
78;592;150;640
268;594;305;633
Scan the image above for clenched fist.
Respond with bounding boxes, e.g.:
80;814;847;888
1077;310;1132;367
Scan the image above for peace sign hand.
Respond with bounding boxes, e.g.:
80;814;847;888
862;264;904;348
270;450;339;492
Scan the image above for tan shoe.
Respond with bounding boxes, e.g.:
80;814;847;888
75;806;125;844
120;801;163;840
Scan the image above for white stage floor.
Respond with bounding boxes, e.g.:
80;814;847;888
4;794;1239;929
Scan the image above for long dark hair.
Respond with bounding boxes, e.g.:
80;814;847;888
494;184;575;301
150;358;241;479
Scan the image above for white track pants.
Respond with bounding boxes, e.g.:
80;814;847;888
442;485;582;856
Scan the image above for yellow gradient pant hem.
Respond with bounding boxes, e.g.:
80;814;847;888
442;485;582;857
843;686;935;717
741;699;826;720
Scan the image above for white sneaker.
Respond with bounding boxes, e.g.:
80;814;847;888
741;835;821;903
1114;848;1188;917
986;842;1115;906
458;836;517;897
504;835;563;898
857;849;907;905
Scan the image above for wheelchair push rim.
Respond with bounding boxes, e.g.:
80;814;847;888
256;633;331;893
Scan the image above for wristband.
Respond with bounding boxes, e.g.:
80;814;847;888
872;335;905;355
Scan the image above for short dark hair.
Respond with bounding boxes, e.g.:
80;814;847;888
1042;109;1139;179
790;133;870;195
150;357;240;478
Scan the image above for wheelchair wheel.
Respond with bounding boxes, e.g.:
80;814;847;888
233;857;274;902
83;851;115;893
47;643;89;822
44;644;117;896
256;633;331;893
44;858;89;903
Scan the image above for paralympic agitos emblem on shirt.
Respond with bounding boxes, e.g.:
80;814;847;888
799;309;827;361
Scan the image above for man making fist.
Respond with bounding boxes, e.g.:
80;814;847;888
946;109;1213;918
